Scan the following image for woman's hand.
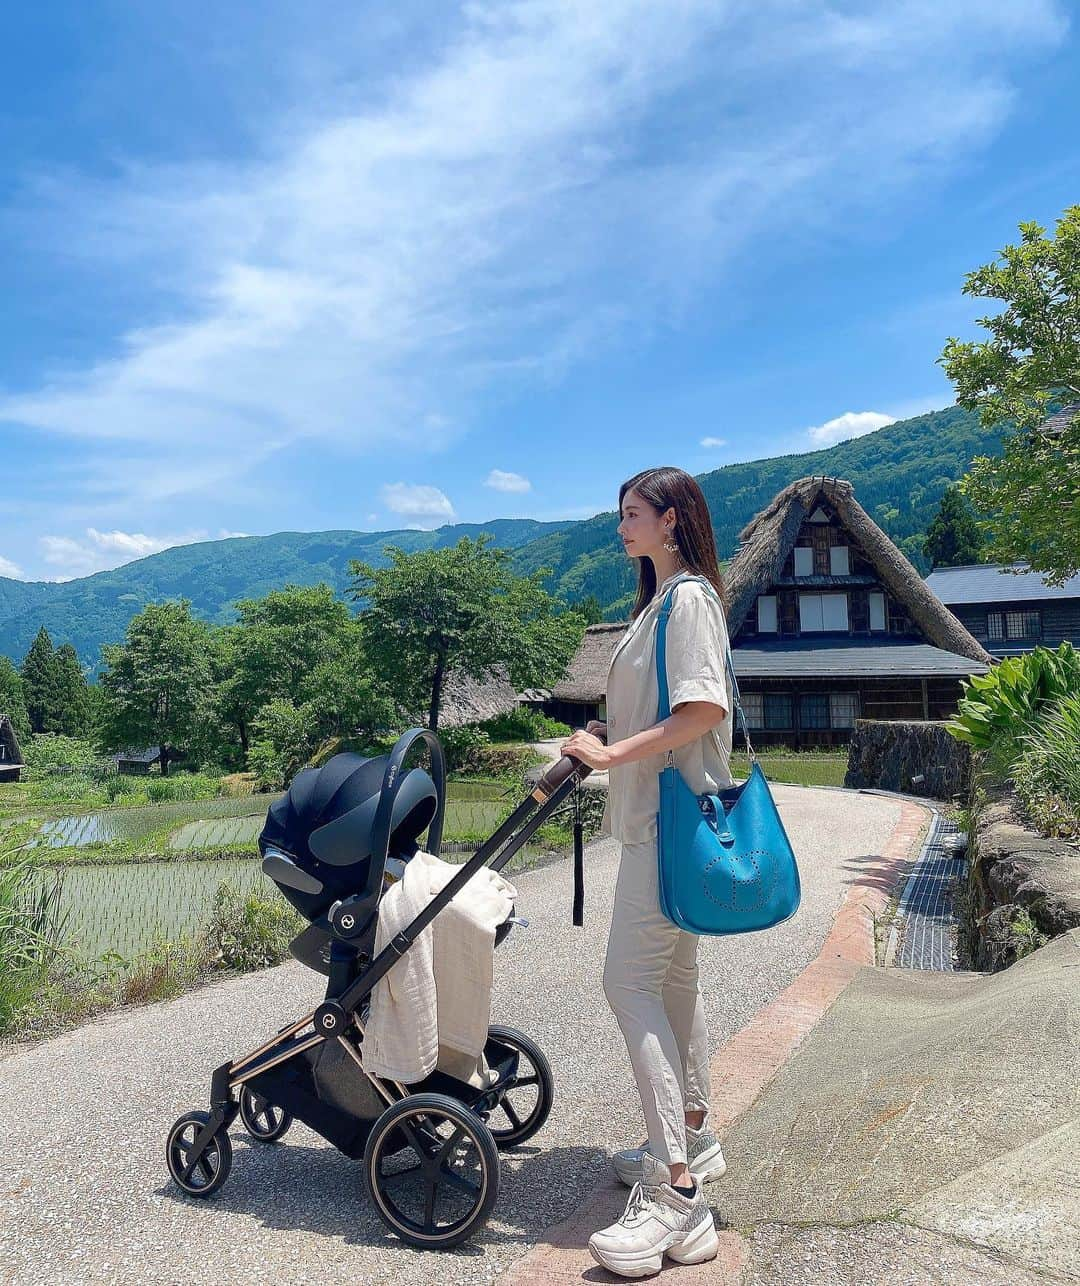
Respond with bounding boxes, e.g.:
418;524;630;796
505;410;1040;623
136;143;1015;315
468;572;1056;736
560;727;613;771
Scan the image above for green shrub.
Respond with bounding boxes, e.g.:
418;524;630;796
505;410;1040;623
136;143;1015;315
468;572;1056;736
145;772;223;803
478;708;573;742
22;735;99;773
0;858;69;1034
1012;691;1080;839
946;643;1080;765
200;880;303;973
105;773;144;801
439;724;492;773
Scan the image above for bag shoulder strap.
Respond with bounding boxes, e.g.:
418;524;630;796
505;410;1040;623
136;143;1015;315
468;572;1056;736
655;574;756;762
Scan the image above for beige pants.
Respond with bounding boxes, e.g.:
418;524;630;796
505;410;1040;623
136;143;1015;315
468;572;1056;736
603;836;711;1166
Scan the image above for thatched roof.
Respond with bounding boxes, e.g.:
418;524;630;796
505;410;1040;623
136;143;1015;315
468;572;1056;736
550;623;625;703
434;662;525;729
1038;402;1080;439
724;475;994;666
0;714;24;766
547;475;994;702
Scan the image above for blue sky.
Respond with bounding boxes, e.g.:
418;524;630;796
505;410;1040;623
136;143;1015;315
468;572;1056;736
1;1;1077;582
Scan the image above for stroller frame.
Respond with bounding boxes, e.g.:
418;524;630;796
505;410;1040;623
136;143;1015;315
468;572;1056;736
166;726;595;1248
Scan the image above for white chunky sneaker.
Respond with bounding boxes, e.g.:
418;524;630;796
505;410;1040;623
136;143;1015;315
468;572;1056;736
589;1153;720;1278
613;1121;727;1188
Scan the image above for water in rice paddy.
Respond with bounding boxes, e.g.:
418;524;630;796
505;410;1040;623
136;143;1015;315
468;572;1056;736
44;779;547;967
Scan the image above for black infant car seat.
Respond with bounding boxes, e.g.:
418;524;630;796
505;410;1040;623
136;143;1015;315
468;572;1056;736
257;750;440;977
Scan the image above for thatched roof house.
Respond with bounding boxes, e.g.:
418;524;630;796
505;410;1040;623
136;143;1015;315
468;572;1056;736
544;475;994;746
432;663;526;729
0;714;24;783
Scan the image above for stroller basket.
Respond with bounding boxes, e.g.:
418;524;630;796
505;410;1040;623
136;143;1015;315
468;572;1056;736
165;725;595;1250
244;1033;523;1161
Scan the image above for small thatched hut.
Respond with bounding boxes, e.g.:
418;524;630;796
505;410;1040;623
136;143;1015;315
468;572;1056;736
432;663;528;730
114;746;168;775
545;475;994;747
0;714;25;783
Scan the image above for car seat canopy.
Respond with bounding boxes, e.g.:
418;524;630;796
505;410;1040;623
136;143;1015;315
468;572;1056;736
257;751;438;913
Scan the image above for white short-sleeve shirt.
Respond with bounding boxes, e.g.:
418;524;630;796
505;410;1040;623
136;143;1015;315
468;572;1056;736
599;569;734;844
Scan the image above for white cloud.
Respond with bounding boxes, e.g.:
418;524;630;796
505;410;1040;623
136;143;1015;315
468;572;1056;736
0;555;24;579
484;469;531;493
807;410;896;446
380;482;455;527
0;0;1066;522
38;526;255;578
700;436;728;448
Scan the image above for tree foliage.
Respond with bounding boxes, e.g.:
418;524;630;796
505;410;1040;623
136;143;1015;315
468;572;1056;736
98;601;215;775
349;534;586;731
939;206;1080;584
922;485;986;569
20;627;64;734
0;656;31;745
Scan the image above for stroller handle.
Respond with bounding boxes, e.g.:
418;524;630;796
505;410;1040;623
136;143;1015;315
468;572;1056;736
531;725;607;803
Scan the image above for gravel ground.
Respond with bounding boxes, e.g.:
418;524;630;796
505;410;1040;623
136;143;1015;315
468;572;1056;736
0;785;902;1286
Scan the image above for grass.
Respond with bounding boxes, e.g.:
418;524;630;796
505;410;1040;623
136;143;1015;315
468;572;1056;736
733;751;849;788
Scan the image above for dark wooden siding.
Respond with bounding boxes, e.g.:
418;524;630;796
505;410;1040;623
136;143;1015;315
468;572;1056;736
948;598;1080;657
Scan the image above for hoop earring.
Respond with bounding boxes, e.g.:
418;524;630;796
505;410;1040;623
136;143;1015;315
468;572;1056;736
662;531;679;553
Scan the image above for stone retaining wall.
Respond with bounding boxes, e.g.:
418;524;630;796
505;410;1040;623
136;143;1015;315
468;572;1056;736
963;778;1080;970
844;719;972;800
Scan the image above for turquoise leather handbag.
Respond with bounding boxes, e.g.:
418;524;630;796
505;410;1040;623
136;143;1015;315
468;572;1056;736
655;575;802;935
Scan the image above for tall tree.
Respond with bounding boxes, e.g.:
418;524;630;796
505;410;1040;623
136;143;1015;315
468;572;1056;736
20;626;62;734
98;601;215;775
218;585;391;754
939;205;1080;584
349;534;586;732
923;486;986;569
53;643;92;737
0;656;32;745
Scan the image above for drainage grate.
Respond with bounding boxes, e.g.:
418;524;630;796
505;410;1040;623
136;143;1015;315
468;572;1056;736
893;811;966;971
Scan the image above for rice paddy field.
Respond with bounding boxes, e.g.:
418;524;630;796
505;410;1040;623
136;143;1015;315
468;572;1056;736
19;778;543;967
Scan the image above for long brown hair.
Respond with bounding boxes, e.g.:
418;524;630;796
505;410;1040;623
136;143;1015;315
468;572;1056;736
618;467;728;621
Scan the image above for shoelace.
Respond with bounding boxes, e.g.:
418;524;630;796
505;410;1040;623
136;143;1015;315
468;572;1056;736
621;1179;662;1224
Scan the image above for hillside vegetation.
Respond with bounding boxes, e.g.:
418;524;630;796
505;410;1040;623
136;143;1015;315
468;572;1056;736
0;404;1001;670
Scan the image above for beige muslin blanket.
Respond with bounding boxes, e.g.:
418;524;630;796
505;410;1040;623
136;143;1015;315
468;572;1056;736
362;849;517;1085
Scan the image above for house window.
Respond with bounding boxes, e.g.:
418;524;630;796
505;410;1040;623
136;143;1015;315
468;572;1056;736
799;592;849;632
830;693;859;727
799;693;829;729
742;692;764;729
829;545;850;576
794;546;814;577
764;693;793;729
757;595;778;632
869;591;886;631
987;610;1041;641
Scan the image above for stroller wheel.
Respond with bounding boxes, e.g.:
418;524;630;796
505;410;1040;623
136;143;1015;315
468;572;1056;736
487;1024;555;1149
364;1092;499;1249
238;1087;293;1143
166;1111;233;1198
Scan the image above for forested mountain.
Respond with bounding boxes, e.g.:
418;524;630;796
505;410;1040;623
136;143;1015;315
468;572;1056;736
515;403;1003;613
0;403;1002;671
0;519;572;674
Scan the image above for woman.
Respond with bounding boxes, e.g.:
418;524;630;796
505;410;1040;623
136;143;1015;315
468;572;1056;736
559;466;733;1277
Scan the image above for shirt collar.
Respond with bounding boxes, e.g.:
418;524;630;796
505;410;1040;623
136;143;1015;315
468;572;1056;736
654;568;692;599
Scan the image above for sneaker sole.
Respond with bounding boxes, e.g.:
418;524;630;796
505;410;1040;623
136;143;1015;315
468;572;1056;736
612;1143;728;1188
588;1215;720;1276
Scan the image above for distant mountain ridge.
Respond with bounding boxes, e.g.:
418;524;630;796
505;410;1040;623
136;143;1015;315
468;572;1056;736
0;403;1002;672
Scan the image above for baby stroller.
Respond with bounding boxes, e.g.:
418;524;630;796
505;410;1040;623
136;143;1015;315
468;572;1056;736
165;726;597;1249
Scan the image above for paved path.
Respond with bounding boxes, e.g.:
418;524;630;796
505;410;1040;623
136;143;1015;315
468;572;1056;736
0;786;905;1286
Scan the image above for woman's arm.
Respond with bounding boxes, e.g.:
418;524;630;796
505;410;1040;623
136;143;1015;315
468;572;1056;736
560;701;725;771
608;700;726;768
